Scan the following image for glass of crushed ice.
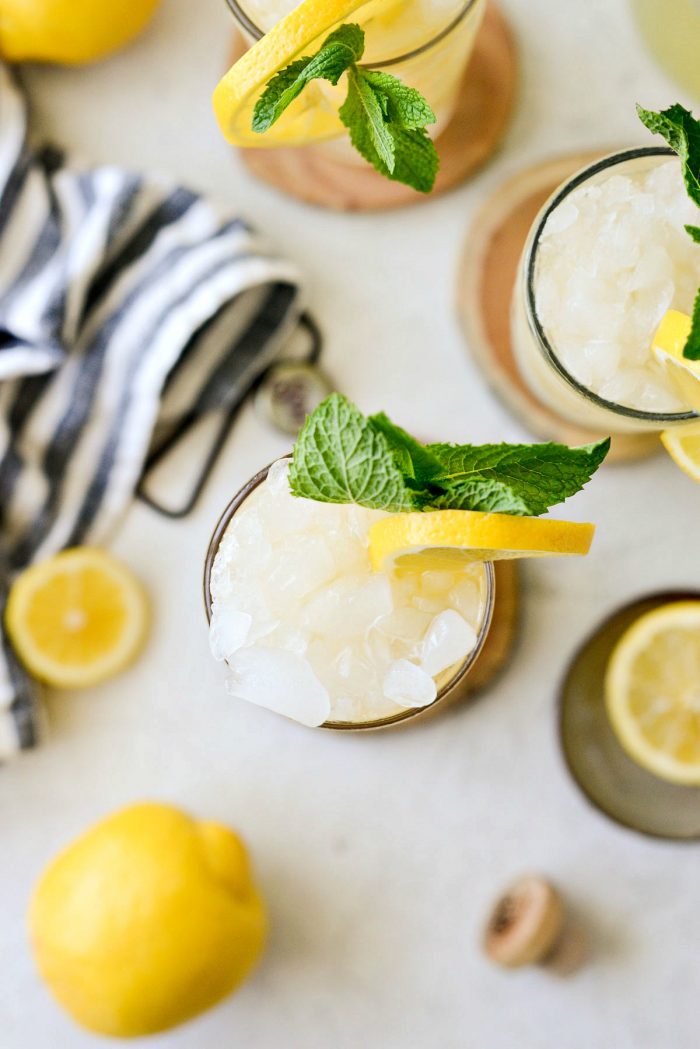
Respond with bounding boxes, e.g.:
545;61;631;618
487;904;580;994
204;459;495;730
511;147;700;433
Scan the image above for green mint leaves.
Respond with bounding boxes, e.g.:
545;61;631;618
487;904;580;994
637;104;700;210
253;25;364;132
288;394;426;512
252;25;439;193
637;103;700;359
288;394;610;515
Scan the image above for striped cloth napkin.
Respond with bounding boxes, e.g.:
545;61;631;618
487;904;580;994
0;63;307;759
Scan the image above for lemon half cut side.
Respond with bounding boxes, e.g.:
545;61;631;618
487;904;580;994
5;548;149;689
605;601;700;786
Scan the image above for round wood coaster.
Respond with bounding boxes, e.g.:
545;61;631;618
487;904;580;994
230;3;517;211
456;153;661;462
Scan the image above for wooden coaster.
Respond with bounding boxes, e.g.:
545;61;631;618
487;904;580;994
456;153;661;461
231;3;517;211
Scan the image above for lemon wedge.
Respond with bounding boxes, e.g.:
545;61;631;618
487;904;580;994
652;309;700;411
5;548;149;688
368;511;595;573
660;420;700;482
605;601;700;785
213;0;372;147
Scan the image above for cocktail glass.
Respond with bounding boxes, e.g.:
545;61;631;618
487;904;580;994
511;147;699;435
223;0;486;164
631;0;700;100
203;459;496;731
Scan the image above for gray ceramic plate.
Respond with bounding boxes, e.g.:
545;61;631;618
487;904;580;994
558;592;700;841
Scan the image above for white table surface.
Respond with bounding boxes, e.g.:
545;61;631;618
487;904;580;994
2;1;700;1046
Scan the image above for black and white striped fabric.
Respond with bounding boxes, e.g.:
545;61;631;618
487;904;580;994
0;63;307;759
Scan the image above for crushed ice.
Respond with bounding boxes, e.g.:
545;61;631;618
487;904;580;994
209;461;486;725
536;158;700;412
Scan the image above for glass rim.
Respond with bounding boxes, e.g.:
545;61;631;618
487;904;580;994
523;145;698;425
222;0;480;69
203;458;496;732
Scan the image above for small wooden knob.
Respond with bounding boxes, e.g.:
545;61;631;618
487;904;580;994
483;875;565;969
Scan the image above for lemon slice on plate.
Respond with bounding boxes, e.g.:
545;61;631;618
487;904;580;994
213;0;373;147
5;548;149;688
368;510;595;573
605;601;700;786
652;309;700;411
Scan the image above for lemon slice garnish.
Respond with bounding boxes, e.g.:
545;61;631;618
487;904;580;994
652;309;700;411
213;0;374;147
368;510;595;573
5;548;149;688
605;601;700;785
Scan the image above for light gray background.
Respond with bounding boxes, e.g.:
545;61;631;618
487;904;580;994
2;1;698;1046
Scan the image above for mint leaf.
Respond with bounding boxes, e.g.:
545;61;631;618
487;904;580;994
339;89;438;191
368;413;444;486
384;126;439;194
289;396;609;515
426;439;611;516
637;103;700;207
638;103;700;360
252;24;364;133
252;59;312;132
683;287;700;360
252;22;439;192
341;67;395;172
288;394;426;511
360;70;436;129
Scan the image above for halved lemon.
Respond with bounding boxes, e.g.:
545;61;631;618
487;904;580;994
368;510;595;573
605;601;700;785
5;548;149;689
213;0;372;147
652;309;700;412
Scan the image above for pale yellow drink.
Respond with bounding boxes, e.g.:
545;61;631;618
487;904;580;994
511;148;700;434
226;0;485;150
631;0;700;100
207;460;493;728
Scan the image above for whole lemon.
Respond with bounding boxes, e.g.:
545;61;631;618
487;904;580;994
0;0;162;65
29;802;267;1037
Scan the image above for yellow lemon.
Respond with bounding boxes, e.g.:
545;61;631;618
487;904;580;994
605;601;700;785
5;547;149;689
213;0;373;147
651;308;700;411
0;0;161;65
29;803;267;1037
368;510;595;574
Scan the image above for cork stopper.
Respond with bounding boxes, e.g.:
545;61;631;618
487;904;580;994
483;875;587;973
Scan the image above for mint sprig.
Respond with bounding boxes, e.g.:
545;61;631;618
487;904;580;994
637;103;700;359
252;25;439;194
288;394;610;515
